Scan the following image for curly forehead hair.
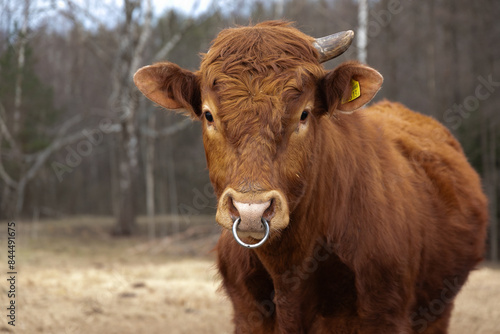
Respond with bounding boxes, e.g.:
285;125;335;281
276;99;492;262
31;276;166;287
200;21;321;75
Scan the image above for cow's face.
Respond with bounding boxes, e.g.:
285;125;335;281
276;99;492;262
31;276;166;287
134;22;383;245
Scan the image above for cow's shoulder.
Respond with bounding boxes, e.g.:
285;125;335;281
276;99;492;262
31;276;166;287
364;100;460;151
363;100;484;211
363;100;465;164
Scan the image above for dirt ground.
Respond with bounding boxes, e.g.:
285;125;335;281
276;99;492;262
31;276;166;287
1;216;499;334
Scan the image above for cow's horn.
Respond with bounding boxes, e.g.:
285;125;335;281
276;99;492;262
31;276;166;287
313;30;355;63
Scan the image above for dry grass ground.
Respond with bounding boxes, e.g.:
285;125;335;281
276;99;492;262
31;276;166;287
1;216;499;334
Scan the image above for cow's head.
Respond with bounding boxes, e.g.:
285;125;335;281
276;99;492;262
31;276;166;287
134;21;383;247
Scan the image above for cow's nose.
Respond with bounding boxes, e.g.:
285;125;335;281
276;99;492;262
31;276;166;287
216;188;290;241
231;199;272;235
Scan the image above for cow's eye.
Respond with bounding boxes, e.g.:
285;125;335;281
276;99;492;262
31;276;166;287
300;110;309;122
204;111;214;123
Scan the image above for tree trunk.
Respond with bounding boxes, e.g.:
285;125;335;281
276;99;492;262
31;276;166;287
110;0;152;236
166;139;179;235
13;0;30;136
145;111;156;239
357;0;368;63
449;0;461;104
114;152;137;236
426;1;436;116
488;121;498;261
472;1;497;261
274;0;284;18
113;96;140;236
0;174;17;220
15;178;27;216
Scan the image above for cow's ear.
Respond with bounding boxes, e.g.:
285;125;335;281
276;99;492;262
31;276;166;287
322;61;383;114
133;62;202;118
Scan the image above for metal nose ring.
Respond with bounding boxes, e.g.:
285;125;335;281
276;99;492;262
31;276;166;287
232;217;270;248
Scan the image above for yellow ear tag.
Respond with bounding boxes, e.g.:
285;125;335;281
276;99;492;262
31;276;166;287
342;79;361;104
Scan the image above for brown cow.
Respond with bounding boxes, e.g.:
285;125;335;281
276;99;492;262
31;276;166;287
134;21;488;334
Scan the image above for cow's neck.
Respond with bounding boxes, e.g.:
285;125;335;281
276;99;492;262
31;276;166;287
255;113;379;274
248;114;372;331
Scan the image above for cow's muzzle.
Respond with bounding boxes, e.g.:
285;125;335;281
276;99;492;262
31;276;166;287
216;188;289;247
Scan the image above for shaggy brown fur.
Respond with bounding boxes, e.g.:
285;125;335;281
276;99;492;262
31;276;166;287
134;21;488;334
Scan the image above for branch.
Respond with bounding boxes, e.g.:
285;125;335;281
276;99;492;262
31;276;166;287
153;19;195;62
153;31;183;62
59;0;113;66
22;130;89;183
150;0;207;62
0;147;17;189
141;118;191;138
0;107;86;188
24;114;84;162
151;3;213;63
0;102;20;153
83;35;113;67
56;114;84;138
60;0;111;29
0;102;18;188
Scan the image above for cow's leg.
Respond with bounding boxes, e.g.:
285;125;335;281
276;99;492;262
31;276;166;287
354;265;415;334
216;231;276;334
411;273;467;333
412;302;453;334
420;315;451;334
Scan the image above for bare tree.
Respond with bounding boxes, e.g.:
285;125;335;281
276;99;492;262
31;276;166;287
54;0;200;235
0;0;91;219
105;0;152;235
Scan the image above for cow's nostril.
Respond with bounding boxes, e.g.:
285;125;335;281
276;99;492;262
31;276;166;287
228;197;240;220
263;198;275;221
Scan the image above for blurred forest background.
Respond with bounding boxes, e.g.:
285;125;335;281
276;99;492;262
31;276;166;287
0;0;498;260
